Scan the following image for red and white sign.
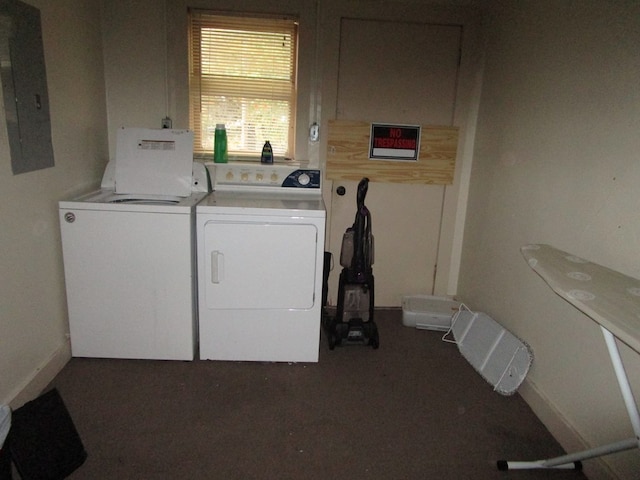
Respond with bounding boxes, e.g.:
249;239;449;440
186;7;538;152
369;123;421;161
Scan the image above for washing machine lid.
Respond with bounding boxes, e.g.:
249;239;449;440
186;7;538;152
114;128;194;197
59;189;208;213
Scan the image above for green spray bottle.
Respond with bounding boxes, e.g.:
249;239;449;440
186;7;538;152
214;124;228;163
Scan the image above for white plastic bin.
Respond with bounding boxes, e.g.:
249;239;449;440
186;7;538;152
402;295;460;331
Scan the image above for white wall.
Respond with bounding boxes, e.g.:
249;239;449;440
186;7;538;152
0;0;108;407
101;0;170;155
104;0;318;162
458;2;640;478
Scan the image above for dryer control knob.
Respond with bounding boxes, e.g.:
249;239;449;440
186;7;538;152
298;173;311;186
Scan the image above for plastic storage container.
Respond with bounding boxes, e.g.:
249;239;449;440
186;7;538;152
402;295;460;331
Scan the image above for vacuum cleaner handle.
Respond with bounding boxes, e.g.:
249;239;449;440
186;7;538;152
356;177;369;209
352;177;372;276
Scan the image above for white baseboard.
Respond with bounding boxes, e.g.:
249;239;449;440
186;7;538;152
519;378;619;480
8;339;72;409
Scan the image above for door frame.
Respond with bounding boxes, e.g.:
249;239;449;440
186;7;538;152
315;0;485;297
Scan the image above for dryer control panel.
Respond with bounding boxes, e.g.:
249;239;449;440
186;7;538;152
209;163;322;192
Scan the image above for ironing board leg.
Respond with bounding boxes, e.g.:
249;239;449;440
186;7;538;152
601;326;640;440
497;326;640;471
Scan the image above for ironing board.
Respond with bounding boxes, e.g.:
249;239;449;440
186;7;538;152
498;244;640;471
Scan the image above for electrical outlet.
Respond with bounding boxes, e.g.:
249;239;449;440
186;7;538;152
309;122;319;142
162;117;172;129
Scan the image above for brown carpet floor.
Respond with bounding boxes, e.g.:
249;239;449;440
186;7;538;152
47;309;587;479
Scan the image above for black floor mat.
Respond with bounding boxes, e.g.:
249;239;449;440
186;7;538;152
0;444;10;480
8;388;86;480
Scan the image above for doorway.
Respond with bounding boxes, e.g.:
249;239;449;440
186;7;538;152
326;17;462;306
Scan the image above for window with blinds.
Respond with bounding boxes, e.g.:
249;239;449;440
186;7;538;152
189;10;298;159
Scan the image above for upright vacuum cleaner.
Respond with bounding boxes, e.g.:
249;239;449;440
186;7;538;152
324;178;379;349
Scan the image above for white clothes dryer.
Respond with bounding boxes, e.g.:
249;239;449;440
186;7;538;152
197;163;326;363
59;128;209;360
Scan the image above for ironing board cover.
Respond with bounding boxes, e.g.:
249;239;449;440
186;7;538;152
521;244;640;354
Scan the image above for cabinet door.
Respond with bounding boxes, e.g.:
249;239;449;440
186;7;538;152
203;220;319;310
1;0;54;174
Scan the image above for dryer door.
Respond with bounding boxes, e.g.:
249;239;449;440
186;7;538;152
202;217;319;310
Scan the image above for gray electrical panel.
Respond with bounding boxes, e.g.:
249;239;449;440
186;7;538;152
0;0;54;174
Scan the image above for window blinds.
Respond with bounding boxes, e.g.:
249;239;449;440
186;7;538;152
189;10;298;158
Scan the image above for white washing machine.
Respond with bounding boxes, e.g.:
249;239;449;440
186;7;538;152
197;163;326;363
59;128;209;360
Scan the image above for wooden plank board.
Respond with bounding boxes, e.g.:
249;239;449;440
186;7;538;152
326;120;458;184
